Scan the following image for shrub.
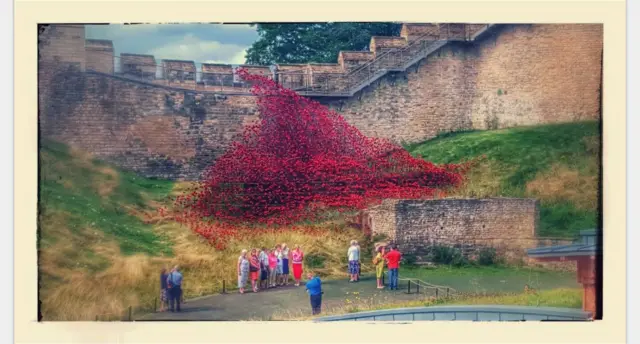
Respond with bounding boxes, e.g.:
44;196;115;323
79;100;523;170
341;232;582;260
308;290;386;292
429;245;469;267
305;253;327;269
476;247;499;266
402;254;418;267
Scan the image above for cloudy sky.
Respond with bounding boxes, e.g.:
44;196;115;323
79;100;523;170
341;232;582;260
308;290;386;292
85;24;259;69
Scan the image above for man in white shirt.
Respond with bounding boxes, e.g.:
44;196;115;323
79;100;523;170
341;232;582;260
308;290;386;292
347;240;360;282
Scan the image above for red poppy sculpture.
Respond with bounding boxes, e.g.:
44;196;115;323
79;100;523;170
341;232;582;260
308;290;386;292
173;69;467;247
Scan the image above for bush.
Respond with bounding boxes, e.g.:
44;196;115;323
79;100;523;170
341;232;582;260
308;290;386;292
476;247;499;266
305;253;327;269
402;254;418;267
429;245;469;267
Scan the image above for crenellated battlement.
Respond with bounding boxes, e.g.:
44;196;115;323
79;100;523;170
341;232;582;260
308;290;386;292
38;23;603;180
43;23;494;97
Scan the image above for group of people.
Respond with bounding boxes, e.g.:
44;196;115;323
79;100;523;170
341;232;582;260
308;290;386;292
373;244;402;290
159;265;184;312
347;240;403;290
157;241;403;316
237;243;306;294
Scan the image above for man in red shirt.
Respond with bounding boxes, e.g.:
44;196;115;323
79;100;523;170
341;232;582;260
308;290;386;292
384;245;402;290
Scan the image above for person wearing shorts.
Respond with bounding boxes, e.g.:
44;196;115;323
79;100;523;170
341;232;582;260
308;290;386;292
249;249;260;293
347;240;360;282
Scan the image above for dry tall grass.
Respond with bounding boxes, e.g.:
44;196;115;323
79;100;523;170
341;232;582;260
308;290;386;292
39;179;368;321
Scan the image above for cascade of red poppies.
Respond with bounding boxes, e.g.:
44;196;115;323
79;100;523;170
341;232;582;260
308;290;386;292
174;68;467;233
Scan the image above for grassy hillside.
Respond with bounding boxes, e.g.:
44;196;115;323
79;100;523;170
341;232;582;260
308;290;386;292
38;140;368;320
406;121;601;237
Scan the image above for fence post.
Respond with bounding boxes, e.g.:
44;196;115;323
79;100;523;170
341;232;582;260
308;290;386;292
407;280;411;294
128;306;132;321
436;288;439;298
222;280;226;294
446;288;450;297
154;297;157;312
416;282;420;294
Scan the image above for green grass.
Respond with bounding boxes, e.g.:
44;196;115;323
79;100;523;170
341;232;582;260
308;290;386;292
273;287;582;320
38;138;175;256
406;121;601;237
396;266;579;293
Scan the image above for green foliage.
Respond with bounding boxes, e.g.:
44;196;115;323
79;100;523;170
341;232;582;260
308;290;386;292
476;247;500;266
429;245;469;267
245;23;402;65
401;253;418;267
408;121;601;236
304;253;327;269
39;139;175;256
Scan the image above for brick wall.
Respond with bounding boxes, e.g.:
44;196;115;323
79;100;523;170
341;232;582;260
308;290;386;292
364;198;542;263
326;24;603;144
38;24;603;180
39;69;259;179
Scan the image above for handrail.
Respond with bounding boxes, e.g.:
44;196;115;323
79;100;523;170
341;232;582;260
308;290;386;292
314;305;592;322
274;24;492;97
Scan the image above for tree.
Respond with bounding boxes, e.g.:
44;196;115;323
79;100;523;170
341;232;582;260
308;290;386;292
244;23;402;65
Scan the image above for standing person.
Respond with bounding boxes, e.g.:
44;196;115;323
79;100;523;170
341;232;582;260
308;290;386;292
166;265;183;312
249;249;260;293
281;243;291;286
373;246;386;289
384;245;402;290
268;249;278;288
305;272;323;315
291;245;304;287
237;249;250;294
275;244;284;286
355;241;361;282
259;247;269;290
347;240;360;282
159;267;169;312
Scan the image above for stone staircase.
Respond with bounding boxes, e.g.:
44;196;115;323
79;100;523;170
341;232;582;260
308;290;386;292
82;23;496;98
285;23;496;98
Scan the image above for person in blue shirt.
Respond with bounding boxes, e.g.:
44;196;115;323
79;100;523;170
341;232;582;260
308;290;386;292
305;272;323;315
166;265;184;312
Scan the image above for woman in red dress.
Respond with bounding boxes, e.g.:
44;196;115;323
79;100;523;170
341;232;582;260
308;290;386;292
291;245;304;286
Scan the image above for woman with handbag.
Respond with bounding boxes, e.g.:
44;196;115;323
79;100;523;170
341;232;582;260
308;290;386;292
249;249;261;293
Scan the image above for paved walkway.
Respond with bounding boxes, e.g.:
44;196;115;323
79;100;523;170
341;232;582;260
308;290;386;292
138;275;430;321
137;271;579;321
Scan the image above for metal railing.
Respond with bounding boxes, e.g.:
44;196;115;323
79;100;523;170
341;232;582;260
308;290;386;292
81;24;494;97
314;305;592;322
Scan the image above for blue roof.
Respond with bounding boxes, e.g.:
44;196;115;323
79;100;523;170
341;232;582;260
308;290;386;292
527;229;602;258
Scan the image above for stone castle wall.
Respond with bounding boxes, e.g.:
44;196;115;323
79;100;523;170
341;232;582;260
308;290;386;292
40;70;258;179
38;24;603;180
325;24;603;143
364;198;550;264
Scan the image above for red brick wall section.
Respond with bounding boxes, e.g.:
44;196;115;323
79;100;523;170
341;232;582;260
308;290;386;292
40;70;259;180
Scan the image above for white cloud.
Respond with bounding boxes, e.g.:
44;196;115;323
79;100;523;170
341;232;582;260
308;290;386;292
147;33;246;64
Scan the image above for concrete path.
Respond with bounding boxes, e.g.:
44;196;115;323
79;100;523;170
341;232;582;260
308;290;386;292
137;270;579;321
137;275;431;321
